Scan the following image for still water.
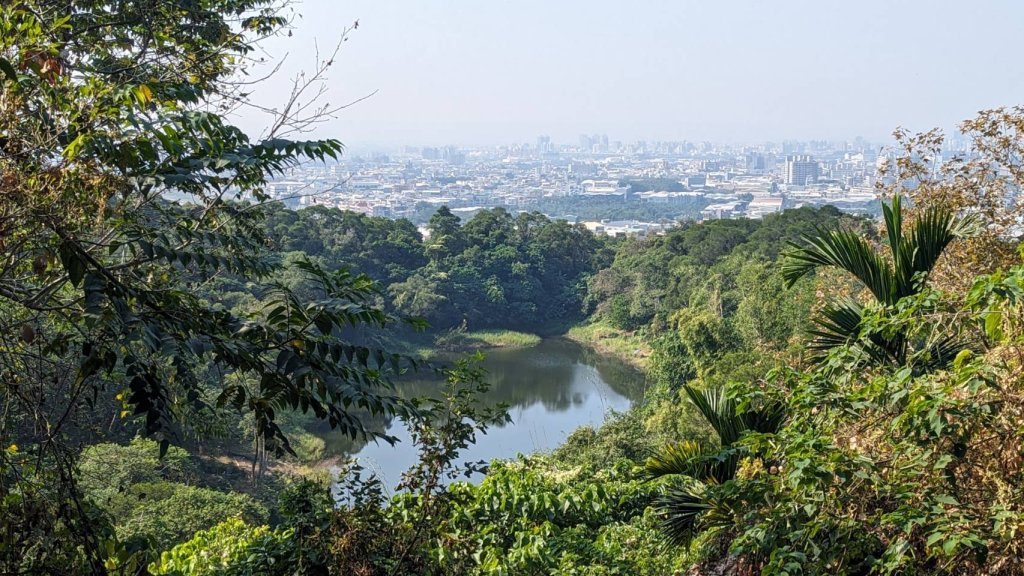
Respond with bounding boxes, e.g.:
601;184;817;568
320;338;646;489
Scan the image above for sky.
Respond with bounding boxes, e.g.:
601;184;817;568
237;0;1024;149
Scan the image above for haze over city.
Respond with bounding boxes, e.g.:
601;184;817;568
242;0;1024;148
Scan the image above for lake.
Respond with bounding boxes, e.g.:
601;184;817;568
320;338;646;489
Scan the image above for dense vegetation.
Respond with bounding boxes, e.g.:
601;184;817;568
258;204;608;334
0;1;417;572
7;1;1024;575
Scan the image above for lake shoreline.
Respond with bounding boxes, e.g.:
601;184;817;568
419;327;653;380
562;321;652;373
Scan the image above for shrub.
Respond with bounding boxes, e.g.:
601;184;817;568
149;517;294;576
78;438;196;505
108;481;268;549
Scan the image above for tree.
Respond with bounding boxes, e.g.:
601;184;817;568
781;196;977;367
878;107;1024;290
0;2;415;572
426;206;464;262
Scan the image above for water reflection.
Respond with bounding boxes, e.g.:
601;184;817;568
319;338;646;489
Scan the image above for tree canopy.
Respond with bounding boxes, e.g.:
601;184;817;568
0;2;413;572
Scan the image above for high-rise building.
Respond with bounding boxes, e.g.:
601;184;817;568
536;135;551;154
784;155;820;185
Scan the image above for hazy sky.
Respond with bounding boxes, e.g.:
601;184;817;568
239;0;1024;148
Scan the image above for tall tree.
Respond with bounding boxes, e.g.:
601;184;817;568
426;206;464;263
0;2;414;572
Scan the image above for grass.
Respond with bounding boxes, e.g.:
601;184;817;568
459;329;542;348
564;320;651;371
382;329;542;362
434;328;542;353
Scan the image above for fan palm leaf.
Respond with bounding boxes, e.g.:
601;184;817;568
645;440;736;483
781;228;894;304
741;399;788;434
647;384;788;481
915;334;971;374
783;197;977;363
649;384;787;545
682;384;744;445
656;483;711;545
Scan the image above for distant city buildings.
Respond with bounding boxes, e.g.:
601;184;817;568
581;180;631;198
783;155;820;186
261;134;894;234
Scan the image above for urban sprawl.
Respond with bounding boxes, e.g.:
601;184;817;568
265;134;971;237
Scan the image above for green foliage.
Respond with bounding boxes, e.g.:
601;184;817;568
607;294;648;331
645;384;785;545
734;263;814;351
648;331;696;392
647;231;1024;574
588;206;847;350
783;196;978;365
78;438;196;505
434;329;543;351
0;2;416;571
107;481;268;550
0;444;121;575
400;208;607;332
426;458;684;575
554;409;660;471
149;517;294;576
263;204;428;286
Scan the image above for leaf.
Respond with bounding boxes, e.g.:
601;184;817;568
953;349;973;370
63;134;88;159
58;240;88;288
985;310;1003;341
133;84;154;105
0;57;17;82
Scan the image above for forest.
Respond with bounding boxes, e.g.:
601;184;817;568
5;2;1024;575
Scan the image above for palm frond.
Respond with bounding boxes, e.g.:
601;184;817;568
683;384;744;446
656;484;711;545
915;335;970;373
645;441;738;483
883;196;909;279
645;440;709;477
806;299;864;353
742;400;787;434
782;229;894;304
806;298;908;364
886;197;926;299
907;206;954;283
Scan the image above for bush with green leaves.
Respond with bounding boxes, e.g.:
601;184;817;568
78;438;196;505
553;409;661;472
421;457;687;575
107;481;268;550
149;517;294;576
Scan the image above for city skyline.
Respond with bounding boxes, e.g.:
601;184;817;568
265;131;891;231
239;0;1024;148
